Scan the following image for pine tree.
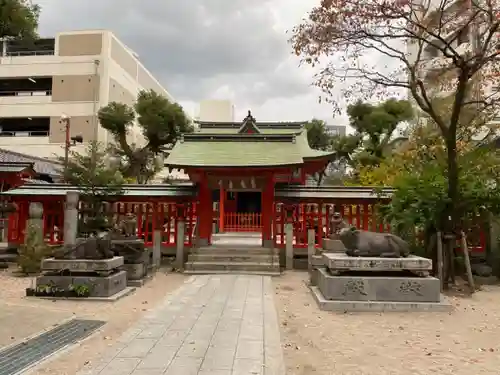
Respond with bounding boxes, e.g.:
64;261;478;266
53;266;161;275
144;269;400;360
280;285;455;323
61;141;124;235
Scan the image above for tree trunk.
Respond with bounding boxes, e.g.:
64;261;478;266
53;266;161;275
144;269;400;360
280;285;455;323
444;136;459;284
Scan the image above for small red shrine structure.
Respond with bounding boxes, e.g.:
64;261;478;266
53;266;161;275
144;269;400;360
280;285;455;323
165;110;338;247
0;111;487;256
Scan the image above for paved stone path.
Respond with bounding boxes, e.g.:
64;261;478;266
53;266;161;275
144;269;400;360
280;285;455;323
81;275;285;375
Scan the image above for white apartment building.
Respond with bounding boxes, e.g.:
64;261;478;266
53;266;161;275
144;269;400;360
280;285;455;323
0;29;179;160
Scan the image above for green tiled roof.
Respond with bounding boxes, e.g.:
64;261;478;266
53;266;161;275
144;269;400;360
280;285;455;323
166;130;337;168
196;128;299;135
167;114;337;168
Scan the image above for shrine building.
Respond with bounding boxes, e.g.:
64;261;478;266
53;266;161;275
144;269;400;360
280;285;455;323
0;111;487;272
164;110;338;247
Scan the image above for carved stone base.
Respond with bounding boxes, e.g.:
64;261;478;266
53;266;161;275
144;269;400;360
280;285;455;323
322;239;346;253
323;253;432;273
36;270;127;297
122;263;147;281
41;257;124;272
317;267;441;303
310;285;452;312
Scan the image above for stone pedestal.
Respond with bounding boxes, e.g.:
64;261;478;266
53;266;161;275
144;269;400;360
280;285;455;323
322;238;346;253
123;263;147;280
311;253;452;312
36;256;127;298
111;238;150;286
153;230;162;269
176;220;185;271
285;223;293;270
64;192;79;247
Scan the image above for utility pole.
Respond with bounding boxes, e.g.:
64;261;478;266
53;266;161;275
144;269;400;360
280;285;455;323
61;114;83;181
61;114;71;177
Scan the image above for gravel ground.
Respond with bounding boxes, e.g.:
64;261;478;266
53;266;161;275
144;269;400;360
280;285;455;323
273;271;500;375
0;266;187;375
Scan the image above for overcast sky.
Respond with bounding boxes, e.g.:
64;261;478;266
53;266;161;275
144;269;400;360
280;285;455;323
34;0;349;124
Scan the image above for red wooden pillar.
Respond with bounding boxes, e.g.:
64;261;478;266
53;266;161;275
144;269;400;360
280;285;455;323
261;175;275;247
198;174;213;245
219;186;225;233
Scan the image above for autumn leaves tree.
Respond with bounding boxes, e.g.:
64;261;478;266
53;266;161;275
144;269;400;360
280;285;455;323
98;90;193;183
292;0;500;238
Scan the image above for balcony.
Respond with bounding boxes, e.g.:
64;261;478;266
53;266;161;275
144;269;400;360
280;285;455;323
2;38;55;57
0;130;49;137
0;131;49;147
0;90;52;105
5;50;54;57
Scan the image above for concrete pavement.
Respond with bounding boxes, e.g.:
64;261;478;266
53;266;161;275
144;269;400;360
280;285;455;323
80;275;285;375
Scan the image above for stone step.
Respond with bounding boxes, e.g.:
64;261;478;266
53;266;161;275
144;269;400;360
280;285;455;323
184;270;281;277
194;247;278;255
188;253;279;263
185;261;280;273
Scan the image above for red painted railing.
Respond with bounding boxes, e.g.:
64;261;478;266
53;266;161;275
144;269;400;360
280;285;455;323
113;202;197;247
6;201;197;247
274;202;398;249
272;202;486;253
224;212;262;232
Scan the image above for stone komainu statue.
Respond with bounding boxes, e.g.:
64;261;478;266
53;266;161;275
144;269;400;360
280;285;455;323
339;226;410;258
329;212;348;239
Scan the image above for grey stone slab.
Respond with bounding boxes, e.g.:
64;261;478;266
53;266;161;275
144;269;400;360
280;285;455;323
135;346;177;370
211;331;239;348
156;330;188;347
200;347;236;370
177;339;211;358
233;358;264;375
169;318;199;331
236;340;264;360
78;275;284;375
216;318;241;331
41;256;124;271
131;369;165;375
323;252;432;272
99;358;140;375
239;324;263;342
164;357;203;375
242;316;263;327
185;329;215;343
310;285;454;312
116;338;158;358
317;267;441;302
263;346;286;375
136;324;169;339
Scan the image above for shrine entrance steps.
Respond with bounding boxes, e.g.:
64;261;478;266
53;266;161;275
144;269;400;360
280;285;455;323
185;233;281;276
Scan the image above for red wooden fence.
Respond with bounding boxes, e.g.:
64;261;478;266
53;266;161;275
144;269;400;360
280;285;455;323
7;201;198;247
224;212;262;232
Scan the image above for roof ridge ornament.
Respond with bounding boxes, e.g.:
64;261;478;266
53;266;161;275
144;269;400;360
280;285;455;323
238;109;260;134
